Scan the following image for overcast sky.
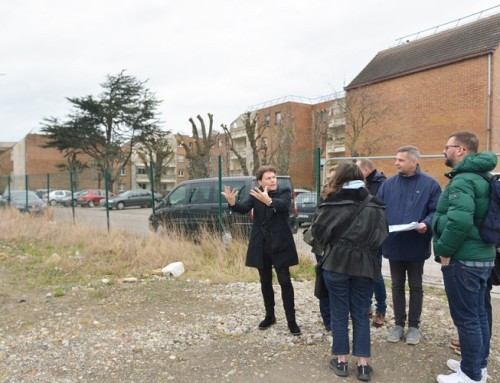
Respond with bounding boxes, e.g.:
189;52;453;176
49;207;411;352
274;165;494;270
1;1;499;143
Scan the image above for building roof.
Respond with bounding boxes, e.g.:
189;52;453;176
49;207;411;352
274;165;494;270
346;11;500;90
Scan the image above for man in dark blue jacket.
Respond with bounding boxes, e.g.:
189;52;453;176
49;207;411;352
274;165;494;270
376;146;442;346
357;158;387;328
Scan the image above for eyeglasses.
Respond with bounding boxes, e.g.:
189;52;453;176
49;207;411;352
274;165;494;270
444;145;461;150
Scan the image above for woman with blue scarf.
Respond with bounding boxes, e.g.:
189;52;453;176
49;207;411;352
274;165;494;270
311;161;389;382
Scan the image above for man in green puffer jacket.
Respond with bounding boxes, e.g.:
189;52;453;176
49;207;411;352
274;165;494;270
433;131;497;383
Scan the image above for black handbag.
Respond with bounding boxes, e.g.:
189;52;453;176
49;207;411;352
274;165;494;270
314;263;328;299
303;228;315;246
314;195;371;300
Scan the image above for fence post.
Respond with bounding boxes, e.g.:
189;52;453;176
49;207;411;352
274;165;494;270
315;147;321;200
104;168;110;233
70;171;76;223
217;155;223;237
46;173;50;203
150;160;155;210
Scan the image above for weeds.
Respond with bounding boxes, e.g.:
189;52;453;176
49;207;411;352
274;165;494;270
0;208;315;290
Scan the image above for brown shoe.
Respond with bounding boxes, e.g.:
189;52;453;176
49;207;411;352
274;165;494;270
449;338;461;355
372;313;385;328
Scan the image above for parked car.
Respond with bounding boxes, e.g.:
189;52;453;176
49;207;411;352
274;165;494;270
60;190;85;207
149;175;298;237
45;190;72;206
295;192;318;227
0;190;47;214
35;188;53;199
101;189;161;210
77;189;115;207
294;188;311;196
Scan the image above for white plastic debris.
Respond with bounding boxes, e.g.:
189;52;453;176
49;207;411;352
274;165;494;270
162;261;185;277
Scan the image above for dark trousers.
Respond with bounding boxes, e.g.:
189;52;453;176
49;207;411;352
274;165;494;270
485;278;493;338
389;259;425;328
315;254;331;330
371;252;387;315
258;247;296;322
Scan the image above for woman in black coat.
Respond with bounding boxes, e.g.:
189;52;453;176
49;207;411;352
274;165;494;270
221;165;300;335
311;161;388;381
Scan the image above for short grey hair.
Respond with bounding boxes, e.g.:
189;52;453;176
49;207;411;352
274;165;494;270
356;158;374;171
397;145;420;161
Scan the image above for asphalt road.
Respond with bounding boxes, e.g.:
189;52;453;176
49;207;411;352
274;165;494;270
51;205;152;236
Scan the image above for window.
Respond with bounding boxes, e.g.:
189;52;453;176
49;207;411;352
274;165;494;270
265;115;271;126
119;183;126;192
120;168;126;176
168;184;188;205
137;167;146;175
137;183;147;189
178;170;184;177
188;142;193;149
275;112;282;125
319;110;325;123
218;139;222;147
178;155;185;163
190;184;212;204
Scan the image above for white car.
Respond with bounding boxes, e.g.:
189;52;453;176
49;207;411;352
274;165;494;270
46;190;72;206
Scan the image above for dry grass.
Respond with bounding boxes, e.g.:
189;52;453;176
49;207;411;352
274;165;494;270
0;208;314;290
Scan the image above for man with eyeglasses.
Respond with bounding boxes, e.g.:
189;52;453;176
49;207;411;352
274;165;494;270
433;131;497;383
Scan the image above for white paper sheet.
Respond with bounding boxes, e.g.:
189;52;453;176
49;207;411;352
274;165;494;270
388;222;420;233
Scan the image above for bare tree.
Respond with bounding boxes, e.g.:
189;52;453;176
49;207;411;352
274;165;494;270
220;111;266;176
339;88;390;157
177;113;219;179
220;123;250;176
266;114;295;175
312;109;330;155
136;130;175;193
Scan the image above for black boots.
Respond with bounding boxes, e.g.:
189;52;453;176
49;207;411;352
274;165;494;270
258;315;276;330
288;320;301;336
258;315;301;336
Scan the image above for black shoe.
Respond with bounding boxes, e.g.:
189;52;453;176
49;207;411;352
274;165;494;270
356;364;372;381
258;316;276;330
288;321;301;336
329;358;348;377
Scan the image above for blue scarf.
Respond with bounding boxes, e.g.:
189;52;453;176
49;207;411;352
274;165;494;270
342;180;365;189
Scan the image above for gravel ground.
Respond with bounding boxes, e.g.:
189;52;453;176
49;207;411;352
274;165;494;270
1;272;499;383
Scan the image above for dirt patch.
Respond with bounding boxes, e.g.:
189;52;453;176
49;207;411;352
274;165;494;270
1;266;499;383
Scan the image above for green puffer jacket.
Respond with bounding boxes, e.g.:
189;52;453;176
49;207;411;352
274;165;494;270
432;151;498;262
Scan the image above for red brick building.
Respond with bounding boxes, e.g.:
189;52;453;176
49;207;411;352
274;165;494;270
345;12;500;184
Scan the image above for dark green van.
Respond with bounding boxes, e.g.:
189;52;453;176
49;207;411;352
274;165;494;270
149;176;298;237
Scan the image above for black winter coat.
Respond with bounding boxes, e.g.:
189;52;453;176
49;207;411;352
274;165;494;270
311;188;389;282
232;186;298;269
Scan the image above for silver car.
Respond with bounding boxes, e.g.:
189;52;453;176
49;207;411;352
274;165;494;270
0;190;47;213
101;189;161;210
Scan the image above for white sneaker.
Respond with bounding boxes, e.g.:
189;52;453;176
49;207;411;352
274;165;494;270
446;359;487;382
447;359;461;372
437;371;480;383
